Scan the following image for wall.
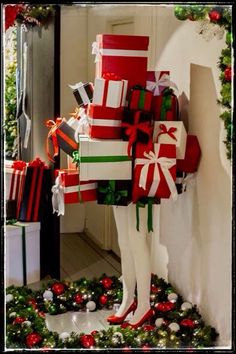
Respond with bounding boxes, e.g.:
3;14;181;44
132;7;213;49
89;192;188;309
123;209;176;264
154;6;232;347
60;6;88;233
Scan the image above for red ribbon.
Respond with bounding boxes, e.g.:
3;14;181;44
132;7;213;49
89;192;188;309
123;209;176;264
121;111;152;157
28;156;47;168
102;72;121;81
45;117;63;162
9;161;27;201
157;123;177;142
12;160;27;170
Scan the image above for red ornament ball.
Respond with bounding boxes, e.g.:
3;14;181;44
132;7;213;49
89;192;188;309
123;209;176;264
101;277;113;290
73;292;83;304
25;332;42;348
99;294;108;305
209;10;221;22
151;285;160;294
38;311;45;318
80;334;95;348
91;330;99;336
143;324;155;331
180;318;196;328
13;316;26;325
155;301;175;312
51;282;65;296
224;66;232;81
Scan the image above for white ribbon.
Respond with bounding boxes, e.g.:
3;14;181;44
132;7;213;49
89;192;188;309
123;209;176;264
22;42;31;148
68;82;91;105
65;182;97;194
88;118;121;127
135;145;177;200
74;108;90;142
181;173;196;191
146;72;178;96
51;176;65;216
92;41;147;63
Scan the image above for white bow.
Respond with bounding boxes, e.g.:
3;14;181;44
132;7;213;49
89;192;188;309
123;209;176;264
74;108;90;142
51;176;65;216
68;82;83;90
92;41;101;63
146;73;178;96
137;148;177;200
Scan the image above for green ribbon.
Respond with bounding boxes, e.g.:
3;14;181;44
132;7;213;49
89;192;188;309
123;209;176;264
72;151;131;164
136;198;154;233
98;180;128;205
138;89;146;110
6;220;27;286
160;94;172;121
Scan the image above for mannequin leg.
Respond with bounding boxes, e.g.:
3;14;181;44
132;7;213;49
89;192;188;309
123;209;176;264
127;204;151;324
112;205;136;316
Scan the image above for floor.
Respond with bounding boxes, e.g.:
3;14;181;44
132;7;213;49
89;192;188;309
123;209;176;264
45;233;122;334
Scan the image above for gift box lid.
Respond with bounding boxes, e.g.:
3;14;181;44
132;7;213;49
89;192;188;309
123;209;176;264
96;34;149;50
6;222;41;237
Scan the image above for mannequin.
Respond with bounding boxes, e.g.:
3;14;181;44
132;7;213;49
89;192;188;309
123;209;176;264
107;203;154;327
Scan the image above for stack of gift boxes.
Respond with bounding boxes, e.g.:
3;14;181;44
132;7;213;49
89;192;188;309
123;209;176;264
48;34;201;230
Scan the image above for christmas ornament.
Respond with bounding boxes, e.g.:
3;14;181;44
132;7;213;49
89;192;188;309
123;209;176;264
151;285;160;293
167;293;178;302
25;332;42;348
9;312;17;318
22;320;31;327
101;277;113;290
13;317;26;325
155;301;175;312
86;300;96;311
99;294;108;305
6;294;14;303
73;293;83;304
155;317;164;328
59;332;70;341
181;302;192;311
180;318;196;328
38;311;45;318
51;282;65;296
168;323;180;332
80;334;95;348
174;6;190;21
48;304;58;315
224;66;231;81
91;330;99;336
112;332;124;345
27;299;37;309
143;325;155;331
209;10;221;22
43;290;53;301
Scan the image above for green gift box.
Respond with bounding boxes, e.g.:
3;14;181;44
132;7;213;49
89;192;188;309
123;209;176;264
97;180;132;206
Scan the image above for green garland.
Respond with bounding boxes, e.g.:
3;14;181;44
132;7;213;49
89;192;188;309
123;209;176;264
6;274;218;349
174;5;232;160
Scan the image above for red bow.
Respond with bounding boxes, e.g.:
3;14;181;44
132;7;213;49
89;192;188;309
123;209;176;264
28;157;47;168
157;123;177;142
102;72;121;81
122;111;152;157
12;160;27;170
45;117;64;162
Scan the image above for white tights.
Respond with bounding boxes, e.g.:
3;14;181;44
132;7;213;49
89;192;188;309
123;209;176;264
113;203;151;324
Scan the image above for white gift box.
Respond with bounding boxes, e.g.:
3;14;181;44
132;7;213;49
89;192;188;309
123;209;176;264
92;77;128;108
5;160;27;201
78;135;132;180
5;222;40;287
153;121;187;159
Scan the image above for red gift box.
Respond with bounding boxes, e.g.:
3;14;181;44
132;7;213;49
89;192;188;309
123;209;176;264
177;135;201;173
128;86;153;111
55;169;97;204
92;34;149;93
151;89;178;121
133;141;177;202
88;104;123;139
18;158;50;221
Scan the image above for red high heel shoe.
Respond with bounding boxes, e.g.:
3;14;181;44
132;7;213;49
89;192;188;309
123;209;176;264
126;308;154;329
107;302;137;324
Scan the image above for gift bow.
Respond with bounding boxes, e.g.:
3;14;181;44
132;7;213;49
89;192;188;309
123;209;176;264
102;72;121;81
122;112;152;157
74;108;90;143
92;42;101;63
137;148;177;201
98;180;128;205
45;117;65;163
51;176;65;216
68;82;84;91
146;73;178;96
12;160;27;170
28;157;47;168
157;124;177;142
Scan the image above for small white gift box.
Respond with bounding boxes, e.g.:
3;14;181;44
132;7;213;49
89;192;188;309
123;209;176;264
5;222;41;287
92;74;128;108
77;135;132;181
153;121;187;159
